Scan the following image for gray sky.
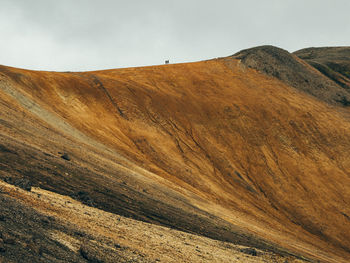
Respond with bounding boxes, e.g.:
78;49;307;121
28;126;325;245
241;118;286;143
1;0;349;71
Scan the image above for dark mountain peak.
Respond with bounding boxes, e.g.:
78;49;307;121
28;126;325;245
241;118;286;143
231;45;299;77
293;47;350;94
233;45;290;59
231;45;350;106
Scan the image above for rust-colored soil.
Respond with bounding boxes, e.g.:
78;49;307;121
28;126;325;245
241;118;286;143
0;46;350;262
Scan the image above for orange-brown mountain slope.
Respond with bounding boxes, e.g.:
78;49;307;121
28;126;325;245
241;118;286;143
0;46;350;262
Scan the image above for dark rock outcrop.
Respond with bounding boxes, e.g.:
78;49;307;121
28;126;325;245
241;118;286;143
240;247;258;256
71;191;95;207
61;153;71;161
3;177;32;191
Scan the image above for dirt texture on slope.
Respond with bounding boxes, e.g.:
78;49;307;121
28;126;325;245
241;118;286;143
0;181;305;263
0;46;350;262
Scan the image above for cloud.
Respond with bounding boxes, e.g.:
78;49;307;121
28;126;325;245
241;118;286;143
0;0;349;71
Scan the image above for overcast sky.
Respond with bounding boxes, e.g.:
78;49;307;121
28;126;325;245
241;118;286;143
0;0;349;71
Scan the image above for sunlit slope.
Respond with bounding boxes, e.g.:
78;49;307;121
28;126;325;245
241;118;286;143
0;50;350;262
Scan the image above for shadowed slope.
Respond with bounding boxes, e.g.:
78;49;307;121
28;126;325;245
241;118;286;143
0;180;305;263
0;48;350;262
232;45;350;106
294;47;350;105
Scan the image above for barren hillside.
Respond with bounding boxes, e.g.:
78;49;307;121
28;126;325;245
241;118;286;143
0;46;350;262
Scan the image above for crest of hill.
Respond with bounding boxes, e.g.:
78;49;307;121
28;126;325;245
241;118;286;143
1;45;350;262
294;47;350;99
232;45;350;106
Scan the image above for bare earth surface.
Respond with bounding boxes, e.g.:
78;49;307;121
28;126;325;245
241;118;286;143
0;46;350;262
0;181;305;263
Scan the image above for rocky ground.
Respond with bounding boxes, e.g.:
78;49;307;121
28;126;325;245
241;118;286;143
0;181;306;263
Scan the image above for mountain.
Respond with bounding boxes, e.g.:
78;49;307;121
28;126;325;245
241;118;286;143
0;45;349;262
233;45;350;106
294;47;350;104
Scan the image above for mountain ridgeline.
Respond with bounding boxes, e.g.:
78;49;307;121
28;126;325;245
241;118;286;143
232;45;350;106
0;45;350;262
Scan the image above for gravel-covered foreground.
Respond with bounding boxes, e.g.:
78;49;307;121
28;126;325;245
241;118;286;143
0;181;306;263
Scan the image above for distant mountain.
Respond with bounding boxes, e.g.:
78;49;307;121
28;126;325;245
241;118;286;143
232;45;350;106
294;46;350;105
